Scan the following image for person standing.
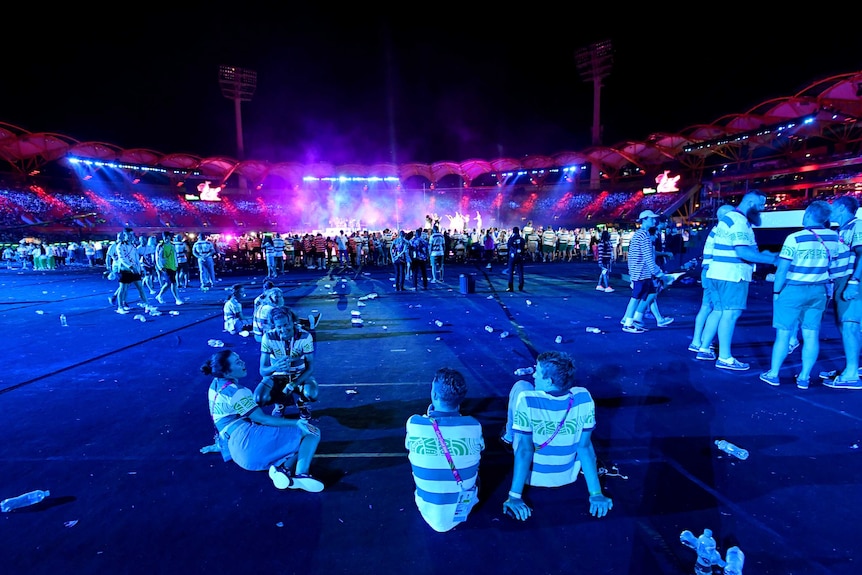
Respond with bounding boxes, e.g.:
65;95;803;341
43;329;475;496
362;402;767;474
688;204;734;353
262;235;278;279
596;230;615;292
760;201;847;388
429;225;446;282
390;230;410;292
698;190;779;370
506;226;526;292
272;233;286;275
172;233;190;289
155;230;183;306
115;228;152;314
192;233;216;291
819;195;862;389
203;350;323;491
410;227;430;290
501;351;612;522
405;367;484;532
620;211;667;333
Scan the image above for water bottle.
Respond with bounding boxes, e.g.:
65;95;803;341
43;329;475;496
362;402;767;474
724;546;744;575
585;327;601;334
485;325;494;333
59;314;67;327
499;331;509;339
514;367;534;376
715;439;749;460
555;335;563;343
435;320;443;327
694;529;720;575
1;489;50;512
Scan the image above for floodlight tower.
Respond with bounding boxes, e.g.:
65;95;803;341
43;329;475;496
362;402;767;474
219;65;257;188
575;40;613;190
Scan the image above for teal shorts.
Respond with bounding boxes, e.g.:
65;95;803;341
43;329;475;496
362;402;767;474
833;275;862;324
772;283;828;331
707;278;749;311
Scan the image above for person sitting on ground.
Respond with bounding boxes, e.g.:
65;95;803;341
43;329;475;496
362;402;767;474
255;307;319;420
405;367;484;532
501;350;613;521
253;285;284;343
223;283;251;335
202;349;324;492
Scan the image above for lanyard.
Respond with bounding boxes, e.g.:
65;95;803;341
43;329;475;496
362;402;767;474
535;394;574;452
807;228;833;268
428;417;463;486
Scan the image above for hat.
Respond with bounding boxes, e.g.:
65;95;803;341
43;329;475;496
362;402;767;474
638;210;661;221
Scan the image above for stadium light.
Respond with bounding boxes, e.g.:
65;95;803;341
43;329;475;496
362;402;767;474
575;40;613;190
219;65;257;184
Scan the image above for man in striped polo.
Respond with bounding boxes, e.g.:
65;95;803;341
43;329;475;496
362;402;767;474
502;351;612;522
819;195;862;389
405;368;484;532
700;190;778;370
760;201;848;388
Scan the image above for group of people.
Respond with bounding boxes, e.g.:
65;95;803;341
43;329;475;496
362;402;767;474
206;285;326;492
683;190;861;390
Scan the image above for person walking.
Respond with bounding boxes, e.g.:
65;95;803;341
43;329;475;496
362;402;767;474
620;211;667;333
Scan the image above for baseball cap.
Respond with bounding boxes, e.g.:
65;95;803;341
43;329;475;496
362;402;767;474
638;210;661;220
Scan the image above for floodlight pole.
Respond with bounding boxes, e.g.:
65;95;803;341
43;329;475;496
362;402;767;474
575;40;613;190
219;65;257;189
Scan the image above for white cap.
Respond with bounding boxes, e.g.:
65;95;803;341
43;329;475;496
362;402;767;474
638;210;661;220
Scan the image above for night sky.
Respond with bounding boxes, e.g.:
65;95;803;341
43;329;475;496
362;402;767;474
4;8;861;167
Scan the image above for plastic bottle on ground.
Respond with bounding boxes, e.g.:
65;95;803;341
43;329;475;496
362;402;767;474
435;320;443;327
1;489;50;512
694;529;720;575
586;327;601;333
715;439;749;460
485;325;493;333
555;335;563;343
500;331;509;339
59;314;67;327
724;546;744;575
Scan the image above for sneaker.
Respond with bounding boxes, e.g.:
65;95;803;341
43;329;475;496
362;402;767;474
716;358;750;371
696;350;717;361
759;371;780;386
657;317;675;327
604;287;615;293
687;343;700;352
823;376;862;390
796;375;810;390
289;473;324;493
595;285;606;291
271;404;285;418
298;404;312;420
622;325;646;334
269;464;292;489
175;299;184;305
116;308;129;315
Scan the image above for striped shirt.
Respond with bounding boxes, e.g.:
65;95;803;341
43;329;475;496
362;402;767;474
626;228;661;281
405;411;484;532
701;224;720;269
780;227;848;285
260;328;314;377
597;240;614;264
209;378;257;433
513;387;596;488
836;217;862;279
706;210;756;283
